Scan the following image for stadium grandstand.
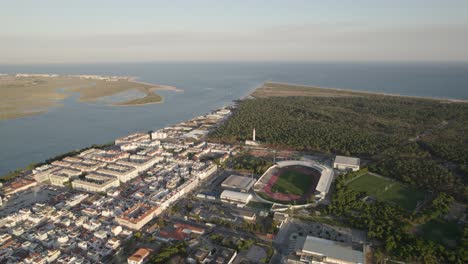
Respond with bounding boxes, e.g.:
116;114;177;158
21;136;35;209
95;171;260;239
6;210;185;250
220;190;253;207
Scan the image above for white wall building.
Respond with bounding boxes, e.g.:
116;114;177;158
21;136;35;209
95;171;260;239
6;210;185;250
289;236;364;264
71;174;120;193
333;156;360;172
97;164;138;183
220;190;252;207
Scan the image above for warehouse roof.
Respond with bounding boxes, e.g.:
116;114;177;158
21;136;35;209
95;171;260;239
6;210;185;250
334;156;360;166
302;236;364;264
220;190;252;203
221;175;255;191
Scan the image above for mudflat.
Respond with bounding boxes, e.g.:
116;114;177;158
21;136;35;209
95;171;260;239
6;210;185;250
0;74;179;120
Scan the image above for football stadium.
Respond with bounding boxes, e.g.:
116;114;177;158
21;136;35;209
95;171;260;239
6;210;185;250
254;160;333;205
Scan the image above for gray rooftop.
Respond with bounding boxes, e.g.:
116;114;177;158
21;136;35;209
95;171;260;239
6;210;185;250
334;155;360;166
221;175;255;190
301;236;364;264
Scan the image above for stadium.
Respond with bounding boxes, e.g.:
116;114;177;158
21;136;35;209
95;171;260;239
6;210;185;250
254;160;333;205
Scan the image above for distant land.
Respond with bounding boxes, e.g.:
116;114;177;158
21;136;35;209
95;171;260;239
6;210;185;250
0;74;181;120
253;81;468;103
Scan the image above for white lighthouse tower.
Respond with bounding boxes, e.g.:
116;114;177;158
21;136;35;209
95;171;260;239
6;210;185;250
246;127;259;146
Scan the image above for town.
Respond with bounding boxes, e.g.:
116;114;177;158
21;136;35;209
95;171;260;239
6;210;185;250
0;102;371;264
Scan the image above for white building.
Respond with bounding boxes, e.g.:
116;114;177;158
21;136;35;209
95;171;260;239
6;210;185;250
128;248;151;264
33;166;60;182
192;163;217;180
289;236;364;264
150;131;168;140
71;174;120;193
220;190;252;207
49;174;70;186
333;156;360;172
97;164;138;183
116;204;159;230
117;155;162;173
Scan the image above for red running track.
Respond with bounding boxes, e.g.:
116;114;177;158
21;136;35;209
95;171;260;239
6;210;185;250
262;173;301;201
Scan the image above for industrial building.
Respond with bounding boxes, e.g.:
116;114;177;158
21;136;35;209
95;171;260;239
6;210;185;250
333;156;360;172
220;190;252;207
289;236;364;264
221;175;255;193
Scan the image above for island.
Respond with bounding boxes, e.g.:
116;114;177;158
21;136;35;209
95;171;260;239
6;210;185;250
0;74;181;120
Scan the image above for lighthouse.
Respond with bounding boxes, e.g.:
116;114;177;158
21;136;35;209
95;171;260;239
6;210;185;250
245;127;259;146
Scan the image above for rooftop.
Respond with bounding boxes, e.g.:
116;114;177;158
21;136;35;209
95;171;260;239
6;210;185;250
334;156;360;166
221;175;255;190
220;190;252;202
117;204;158;224
128;248;151;262
301;236;364;264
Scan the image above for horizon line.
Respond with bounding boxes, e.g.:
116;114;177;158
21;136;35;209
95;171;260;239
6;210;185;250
1;60;468;65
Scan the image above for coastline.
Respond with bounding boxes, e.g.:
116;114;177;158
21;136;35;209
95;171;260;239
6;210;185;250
0;74;184;120
110;95;165;107
128;77;184;93
256;81;468;103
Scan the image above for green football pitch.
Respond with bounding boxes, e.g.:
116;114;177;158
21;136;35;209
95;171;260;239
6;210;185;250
347;173;426;211
270;169;314;196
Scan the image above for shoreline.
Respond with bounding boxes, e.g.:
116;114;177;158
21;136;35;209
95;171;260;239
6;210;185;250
256;81;468;103
110;96;165;107
128;77;184;93
0;74;184;120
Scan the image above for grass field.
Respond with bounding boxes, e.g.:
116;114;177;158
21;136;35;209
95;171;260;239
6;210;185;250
347;173;426;211
271;169;313;196
418;219;462;248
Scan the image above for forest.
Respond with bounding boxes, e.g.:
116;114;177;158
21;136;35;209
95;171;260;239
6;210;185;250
208;96;468;201
327;171;466;263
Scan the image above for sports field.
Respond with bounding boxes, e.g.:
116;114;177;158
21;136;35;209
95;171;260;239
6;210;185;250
271;169;313;196
256;164;321;203
347;173;425;211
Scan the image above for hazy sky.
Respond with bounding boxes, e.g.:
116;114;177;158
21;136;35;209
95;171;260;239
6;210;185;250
1;0;468;63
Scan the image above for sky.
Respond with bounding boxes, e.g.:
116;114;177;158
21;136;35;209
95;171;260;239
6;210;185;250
1;0;467;63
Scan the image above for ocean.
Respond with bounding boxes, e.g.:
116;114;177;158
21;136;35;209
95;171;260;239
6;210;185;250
1;62;467;175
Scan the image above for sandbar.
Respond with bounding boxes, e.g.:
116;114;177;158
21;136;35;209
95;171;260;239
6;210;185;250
0;74;181;120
